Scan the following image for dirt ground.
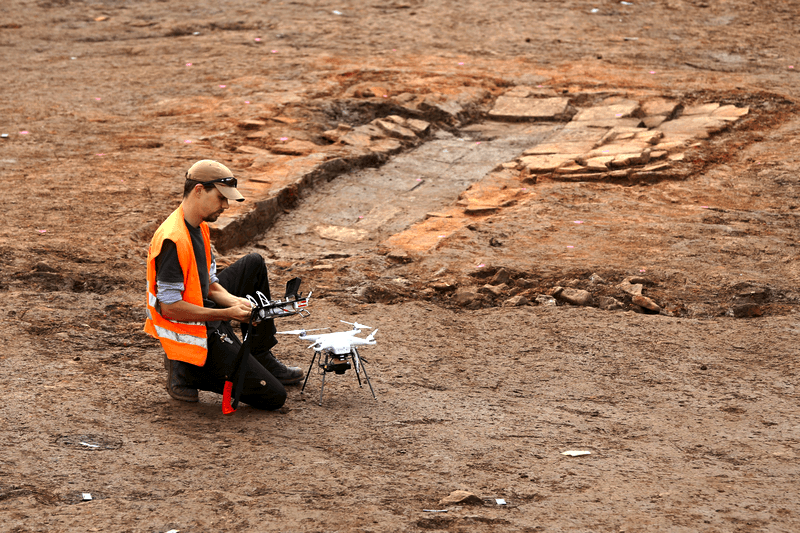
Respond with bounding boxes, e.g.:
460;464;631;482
2;0;800;531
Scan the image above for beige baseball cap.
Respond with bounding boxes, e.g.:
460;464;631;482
186;160;245;202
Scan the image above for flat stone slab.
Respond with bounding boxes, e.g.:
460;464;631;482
504;86;559;98
554;164;588;175
712;105;750;120
523;141;596;155
571;100;641;122
683;102;720;115
566;117;643;129
642;115;667;128
548;127;608;143
610;152;649;167
584;155;615;171
488;96;571;121
584;141;650;159
657;115;729;137
519;153;579;173
654;137;694;152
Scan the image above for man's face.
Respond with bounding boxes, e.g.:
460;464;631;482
198;185;229;222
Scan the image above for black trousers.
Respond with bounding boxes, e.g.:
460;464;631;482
183;253;287;411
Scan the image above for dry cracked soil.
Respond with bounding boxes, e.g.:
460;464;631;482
1;0;800;532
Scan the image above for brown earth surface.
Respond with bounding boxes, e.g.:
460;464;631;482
2;0;800;531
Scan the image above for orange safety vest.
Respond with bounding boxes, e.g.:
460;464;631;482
143;205;212;366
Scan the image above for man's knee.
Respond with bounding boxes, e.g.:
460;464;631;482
247;380;286;410
243;252;267;273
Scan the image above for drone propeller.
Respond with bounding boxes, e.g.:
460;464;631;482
340;320;371;330
277;328;329;335
366;328;379;342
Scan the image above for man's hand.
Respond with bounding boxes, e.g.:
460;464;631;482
227;298;254;323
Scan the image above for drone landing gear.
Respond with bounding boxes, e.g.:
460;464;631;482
300;348;377;405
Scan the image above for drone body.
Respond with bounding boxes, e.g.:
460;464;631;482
300;327;377;355
277;321;379;404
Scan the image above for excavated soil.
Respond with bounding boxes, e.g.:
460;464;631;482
1;1;800;531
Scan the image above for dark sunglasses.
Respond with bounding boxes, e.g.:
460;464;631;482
200;176;238;188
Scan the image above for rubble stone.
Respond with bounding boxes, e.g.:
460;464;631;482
641;98;680;117
535;294;557;306
419;96;464;121
374;119;417;140
558;288;593;306
322;124;353;143
634;130;664;144
632;294;661;312
271;140;318;156
617;279;643;296
453;288;479;306
490;268;511;285
642;115;667;128
405;118;431;135
237;119;268;129
503;294;530;307
340;130;373;148
440;490;484;506
432;281;455;292
597;296;623;310
731;303;763;318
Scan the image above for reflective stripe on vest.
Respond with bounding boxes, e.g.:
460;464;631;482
146;288;208;350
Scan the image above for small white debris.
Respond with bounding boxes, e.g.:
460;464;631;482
496;498;507;505
82;493;92;501
562;450;592;457
80;441;100;448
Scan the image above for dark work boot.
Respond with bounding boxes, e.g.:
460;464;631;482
164;354;199;402
255;351;304;385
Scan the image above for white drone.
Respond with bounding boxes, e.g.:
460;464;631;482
278;320;378;404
